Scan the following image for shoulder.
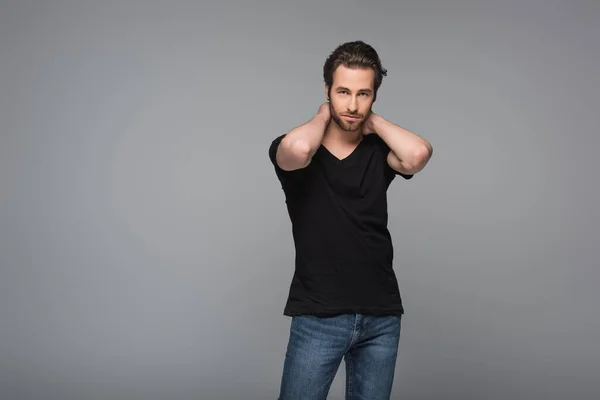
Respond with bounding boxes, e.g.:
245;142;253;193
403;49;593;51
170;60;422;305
362;133;390;155
268;134;286;162
364;134;414;181
270;133;286;146
367;133;388;148
268;134;308;185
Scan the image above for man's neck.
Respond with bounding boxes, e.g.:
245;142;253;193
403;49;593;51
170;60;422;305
323;121;362;146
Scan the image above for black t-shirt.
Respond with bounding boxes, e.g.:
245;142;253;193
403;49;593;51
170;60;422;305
269;133;412;317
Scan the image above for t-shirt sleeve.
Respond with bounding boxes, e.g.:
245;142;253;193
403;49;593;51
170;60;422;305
268;134;283;169
268;134;304;186
372;135;413;181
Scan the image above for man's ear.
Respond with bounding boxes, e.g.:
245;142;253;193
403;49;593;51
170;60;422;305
325;85;330;101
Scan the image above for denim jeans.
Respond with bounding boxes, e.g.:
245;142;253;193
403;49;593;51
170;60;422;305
278;313;402;400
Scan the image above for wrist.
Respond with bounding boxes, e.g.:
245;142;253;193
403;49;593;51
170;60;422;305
314;112;330;126
369;113;384;134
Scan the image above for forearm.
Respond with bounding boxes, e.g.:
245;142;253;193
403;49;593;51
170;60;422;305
372;114;432;171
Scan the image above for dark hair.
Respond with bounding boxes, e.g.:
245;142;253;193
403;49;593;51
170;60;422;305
323;40;387;100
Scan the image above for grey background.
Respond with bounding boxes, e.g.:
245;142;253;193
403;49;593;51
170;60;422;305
1;0;598;399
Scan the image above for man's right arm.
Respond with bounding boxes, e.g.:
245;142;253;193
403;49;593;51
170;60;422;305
275;102;330;171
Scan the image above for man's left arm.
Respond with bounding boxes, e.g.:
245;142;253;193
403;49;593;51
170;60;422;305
366;113;433;175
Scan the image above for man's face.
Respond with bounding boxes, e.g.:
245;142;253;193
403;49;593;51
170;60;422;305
327;65;376;132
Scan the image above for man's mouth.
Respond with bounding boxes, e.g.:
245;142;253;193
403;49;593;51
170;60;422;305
343;115;361;121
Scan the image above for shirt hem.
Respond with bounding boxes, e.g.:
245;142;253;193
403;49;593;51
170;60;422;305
283;306;404;317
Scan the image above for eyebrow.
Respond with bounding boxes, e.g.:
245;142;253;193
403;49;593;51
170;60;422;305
336;86;373;94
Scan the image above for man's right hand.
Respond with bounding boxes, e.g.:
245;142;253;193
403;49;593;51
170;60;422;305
316;101;331;123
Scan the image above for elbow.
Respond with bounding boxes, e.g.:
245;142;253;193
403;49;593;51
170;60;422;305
280;137;312;167
403;142;433;173
418;141;433;162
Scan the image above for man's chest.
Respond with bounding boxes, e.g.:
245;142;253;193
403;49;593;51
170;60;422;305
300;151;389;205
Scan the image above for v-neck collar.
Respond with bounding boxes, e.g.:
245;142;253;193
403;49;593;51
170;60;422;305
319;137;367;164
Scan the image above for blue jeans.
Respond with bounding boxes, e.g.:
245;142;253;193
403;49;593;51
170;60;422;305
278;313;402;400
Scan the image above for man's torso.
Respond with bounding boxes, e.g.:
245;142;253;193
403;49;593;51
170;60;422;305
269;133;412;317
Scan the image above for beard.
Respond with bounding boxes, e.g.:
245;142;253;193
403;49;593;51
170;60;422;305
329;102;367;132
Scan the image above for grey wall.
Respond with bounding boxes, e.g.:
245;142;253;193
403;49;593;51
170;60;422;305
1;1;599;399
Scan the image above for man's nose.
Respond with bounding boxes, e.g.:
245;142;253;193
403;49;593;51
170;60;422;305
348;97;358;112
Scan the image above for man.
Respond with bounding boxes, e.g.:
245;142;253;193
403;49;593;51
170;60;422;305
269;41;432;400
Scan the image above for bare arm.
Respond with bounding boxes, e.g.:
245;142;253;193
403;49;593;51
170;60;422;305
366;113;433;175
276;103;330;171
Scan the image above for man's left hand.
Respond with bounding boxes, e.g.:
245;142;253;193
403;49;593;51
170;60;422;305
362;112;380;136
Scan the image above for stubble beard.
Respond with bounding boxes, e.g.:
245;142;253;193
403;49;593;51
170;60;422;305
329;102;365;133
